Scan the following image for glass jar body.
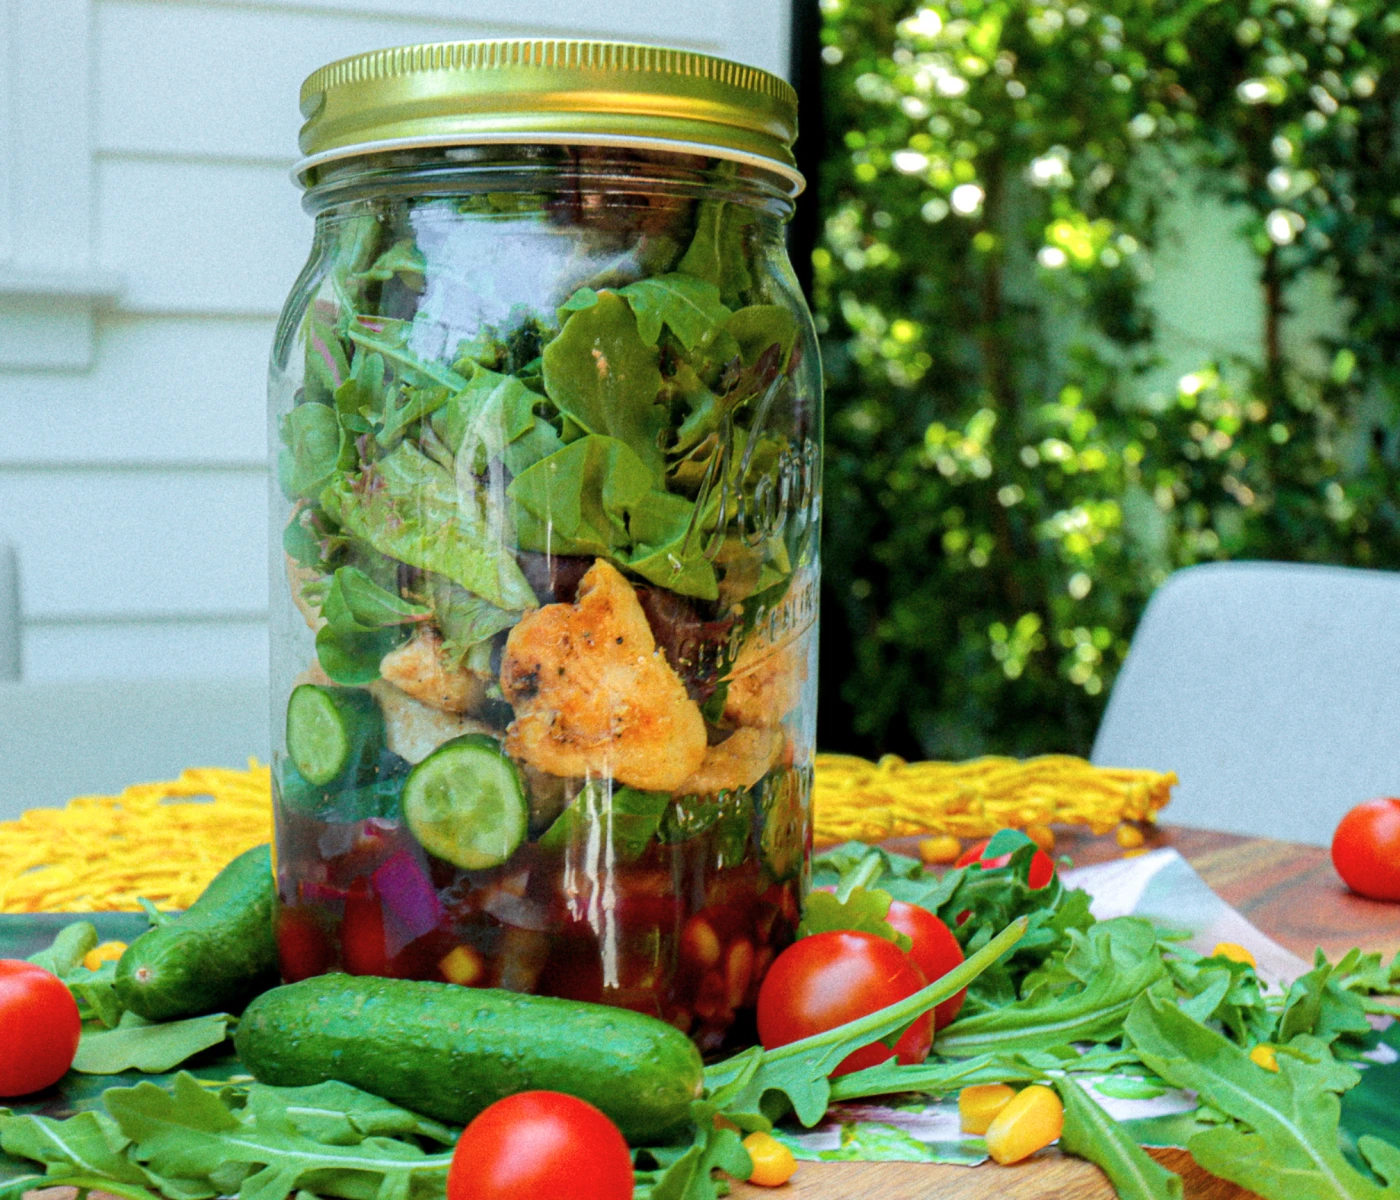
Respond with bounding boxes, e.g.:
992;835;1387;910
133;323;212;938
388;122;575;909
268;147;820;1051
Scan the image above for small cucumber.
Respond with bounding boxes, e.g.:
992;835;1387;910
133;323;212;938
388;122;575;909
286;684;384;787
114;843;278;1022
235;974;704;1143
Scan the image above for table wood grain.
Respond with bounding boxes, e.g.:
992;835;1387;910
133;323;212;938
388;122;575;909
730;823;1400;1200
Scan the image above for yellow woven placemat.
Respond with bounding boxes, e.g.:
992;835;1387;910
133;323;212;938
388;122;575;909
0;755;1174;913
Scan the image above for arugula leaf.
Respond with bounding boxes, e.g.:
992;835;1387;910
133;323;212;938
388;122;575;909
352;239;425;292
826;1053;1040;1102
706;917;1028;1126
347;322;470;393
542;292;666;476
724;306;798;368
796;887;910;952
28;922;126;1027
325;442;535;612
1126;991;1399;1200
0;1111;153;1190
677;201;754;307
261;1082;456;1147
72;1012;232;1076
618;275;731;351
934;917;1168;1057
311;566;429;686
508;434;653;557
102;1074;453;1200
1056;1075;1184;1200
279;404;344;502
334;351;389;436
28;920;98;975
1277;953;1376;1046
632;1101;753;1200
539;782;671;863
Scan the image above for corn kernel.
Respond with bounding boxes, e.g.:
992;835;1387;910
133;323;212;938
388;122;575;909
82;941;127;971
439;945;484;986
1213;942;1257;968
1115;823;1145;849
743;1131;798;1187
919;835;963;864
958;1083;1017;1134
1025;824;1055;852
984;1085;1064;1165
1250;1044;1279;1072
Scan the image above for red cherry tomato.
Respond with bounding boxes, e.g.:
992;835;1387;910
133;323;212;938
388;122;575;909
341;881;392;976
446;1091;633;1200
757;930;933;1076
955;838;1056;890
884;901;966;1030
277;907;334;983
1331;798;1400;902
0;960;81;1097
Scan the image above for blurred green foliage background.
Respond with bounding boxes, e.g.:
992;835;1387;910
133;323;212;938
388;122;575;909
813;0;1400;759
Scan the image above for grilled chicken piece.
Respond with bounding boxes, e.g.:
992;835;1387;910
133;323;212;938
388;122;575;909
723;632;809;729
674;726;784;796
501;560;707;791
368;679;496;764
379;627;487;714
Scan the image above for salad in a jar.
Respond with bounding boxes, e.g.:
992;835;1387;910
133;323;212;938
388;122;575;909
272;152;820;1052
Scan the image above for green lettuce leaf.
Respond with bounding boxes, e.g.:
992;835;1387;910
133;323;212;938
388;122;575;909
542;292;665;476
1126;990;1400;1200
352;239;425;292
279;404;344;502
508;434;653;557
617;274;731;351
426;575;518;664
677;201;754;307
325;442;535;612
725;306;799;368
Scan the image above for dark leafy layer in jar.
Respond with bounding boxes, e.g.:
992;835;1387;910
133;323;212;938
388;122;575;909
273;161;819;1051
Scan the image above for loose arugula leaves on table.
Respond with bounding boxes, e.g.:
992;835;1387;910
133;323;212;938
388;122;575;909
1126;990;1400;1200
631;1101;755;1200
28;921;126;1028
935;917;1169;1057
1056;1075;1184;1200
705;917;1028;1126
72;1012;233;1076
0;1073;456;1200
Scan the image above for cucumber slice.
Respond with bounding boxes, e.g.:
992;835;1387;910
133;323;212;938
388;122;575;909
286;684;383;786
403;735;528;870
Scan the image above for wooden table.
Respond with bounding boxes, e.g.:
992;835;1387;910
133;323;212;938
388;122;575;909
731;823;1400;1200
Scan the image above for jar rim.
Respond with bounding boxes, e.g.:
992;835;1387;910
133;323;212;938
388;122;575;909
296;39;804;194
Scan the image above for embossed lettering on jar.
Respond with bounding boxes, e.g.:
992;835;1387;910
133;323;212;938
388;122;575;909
268;40;822;1051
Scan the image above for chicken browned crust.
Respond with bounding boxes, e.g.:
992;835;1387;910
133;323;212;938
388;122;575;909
501;559;707;790
674;726;784;796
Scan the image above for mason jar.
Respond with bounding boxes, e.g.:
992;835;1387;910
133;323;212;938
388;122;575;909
269;40;820;1051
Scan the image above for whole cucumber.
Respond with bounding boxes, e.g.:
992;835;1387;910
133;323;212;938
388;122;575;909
235;974;704;1143
115;843;279;1021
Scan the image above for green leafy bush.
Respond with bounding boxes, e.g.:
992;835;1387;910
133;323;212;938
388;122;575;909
815;0;1400;758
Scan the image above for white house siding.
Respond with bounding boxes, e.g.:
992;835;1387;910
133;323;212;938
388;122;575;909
0;0;793;682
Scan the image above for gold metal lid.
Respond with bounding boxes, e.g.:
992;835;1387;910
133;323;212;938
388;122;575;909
296;40;802;192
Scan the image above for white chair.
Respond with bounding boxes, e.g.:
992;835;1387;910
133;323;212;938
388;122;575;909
0;679;270;821
1091;561;1400;847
